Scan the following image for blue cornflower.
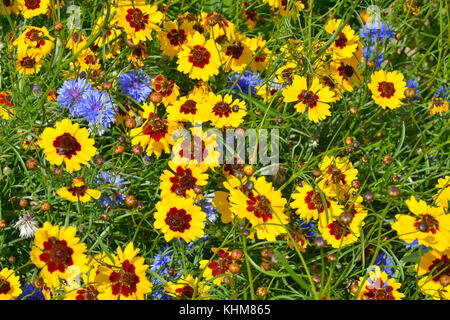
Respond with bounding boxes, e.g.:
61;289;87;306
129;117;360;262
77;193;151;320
296;219;316;240
405;80;422;101
436;85;449;100
150;245;182;300
227;71;262;97
16;284;46;300
374;252;395;277
202;193;219;224
403;239;430;251
76;89;116;129
363;45;384;69
94;171;127;208
359;21;395;43
118;69;152;103
57;78;94;113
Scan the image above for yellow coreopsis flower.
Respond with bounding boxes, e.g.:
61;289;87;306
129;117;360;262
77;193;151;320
18;0;50;19
353;267;405;300
0;268;22;300
57;177;101;203
200;92;247;128
416;248;450;300
165;274;210;300
13;26;55;59
368;69;406;109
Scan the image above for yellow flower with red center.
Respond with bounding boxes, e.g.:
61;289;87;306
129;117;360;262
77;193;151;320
353;267;405;300
66;30;87;53
127;41;149;67
160;161;209;201
15;52;43;75
201;92;247;128
63;254;102;300
325;18;360;60
176;32;221;82
290;182;343;222
285;225;310;252
95;242;153;300
0;268;22;300
368;69;406;109
229;176;289;241
199;248;233;285
221;33;254;72
30;221;88;289
433;176;449;210
247;36;272;73
13;25;54;59
171;126;221;171
36;118;97;173
158;20;193;58
114;0;162;45
57;177;101;203
318;210;365;248
212;176;243;224
283;75;336;123
428;97;449;115
165;274;210;300
200;11;236;41
0;91;15;120
18;0;49;19
330;56;362;93
130;103;177;158
317;156;359;199
391;196;450;251
154;196;206;242
0;0;19;15
416;248;450;300
167;93;207;124
152;74;180;106
76;48;101;72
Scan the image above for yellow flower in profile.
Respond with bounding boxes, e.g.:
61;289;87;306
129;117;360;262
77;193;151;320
176;32;221;82
152;74;180;106
368;69;406;109
282;75;335;123
353;267;405;300
416;248;450;300
212;176;243;224
15;52;43;75
0;268;22;300
428;98;449;115
201;92;247;128
165;274;210;300
37;118;97;173
95;242;153;300
30;221;88;289
130;103;178;158
325;18;360;60
391;196;450;251
154;196;206;243
229;176;289;241
18;0;50;19
57;177;101;203
0;91;15;120
114;0;163;45
433;176;449;210
13;26;55;59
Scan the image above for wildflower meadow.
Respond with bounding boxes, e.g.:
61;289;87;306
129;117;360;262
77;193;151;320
0;0;449;304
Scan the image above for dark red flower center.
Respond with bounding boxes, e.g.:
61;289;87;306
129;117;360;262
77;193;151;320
209;250;233;277
415;214;439;234
24;0;40;10
39;237;74;273
338;63;354;79
142;114;169;142
110;260;140;298
175;285;195;299
428;255;449;282
0;277;11;295
126;8;149;32
179;136;208;162
153;75;174;97
247;194;273;222
304;190;330;213
226;42;244;60
20;56;35;69
378;81;396;98
335;33;348;49
165;207;192;232
363;285;395;300
213;101;231;117
254;46;267;63
327;221;350;240
189;45;210;68
76;285;99;300
179;99;197;114
26;29;46;48
298;90;319;109
167;29;187;46
53;133;81;159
